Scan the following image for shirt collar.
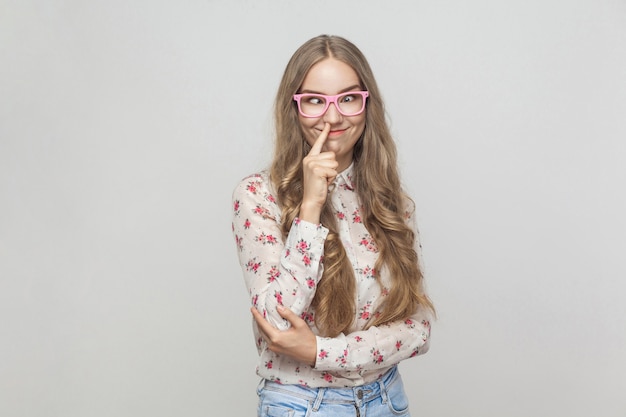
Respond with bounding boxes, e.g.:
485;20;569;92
335;162;355;191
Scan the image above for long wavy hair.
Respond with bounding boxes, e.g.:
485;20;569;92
270;34;434;337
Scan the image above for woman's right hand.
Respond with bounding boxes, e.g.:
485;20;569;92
300;123;338;224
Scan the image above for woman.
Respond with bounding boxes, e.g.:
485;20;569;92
232;34;434;417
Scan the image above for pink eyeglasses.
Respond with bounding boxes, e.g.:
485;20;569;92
293;91;369;118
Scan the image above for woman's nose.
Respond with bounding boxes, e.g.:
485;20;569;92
323;102;343;123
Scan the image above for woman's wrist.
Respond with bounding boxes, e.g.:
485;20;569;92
298;202;323;225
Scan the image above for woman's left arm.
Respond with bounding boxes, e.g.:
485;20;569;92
312;308;431;373
252;305;431;372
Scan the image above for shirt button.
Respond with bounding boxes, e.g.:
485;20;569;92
357;389;363;399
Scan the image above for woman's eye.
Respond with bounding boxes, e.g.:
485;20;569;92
307;97;323;105
341;94;355;103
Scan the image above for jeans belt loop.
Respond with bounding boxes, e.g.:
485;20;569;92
378;377;389;404
312;387;325;411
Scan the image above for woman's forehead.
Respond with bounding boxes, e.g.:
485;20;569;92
300;58;360;94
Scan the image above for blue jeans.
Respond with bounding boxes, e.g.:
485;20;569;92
257;366;410;417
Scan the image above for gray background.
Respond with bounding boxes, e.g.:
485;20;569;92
1;1;625;416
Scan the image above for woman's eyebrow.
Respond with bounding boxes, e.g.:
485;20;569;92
299;84;363;95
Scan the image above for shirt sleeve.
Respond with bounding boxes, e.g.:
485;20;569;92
232;173;329;330
313;307;432;373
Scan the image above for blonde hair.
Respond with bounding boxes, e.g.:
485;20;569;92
270;35;434;337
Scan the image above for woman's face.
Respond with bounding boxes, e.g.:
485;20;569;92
297;58;366;172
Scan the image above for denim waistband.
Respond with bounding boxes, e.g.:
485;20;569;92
258;366;400;409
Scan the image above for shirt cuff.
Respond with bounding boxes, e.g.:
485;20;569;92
313;335;348;371
285;218;329;254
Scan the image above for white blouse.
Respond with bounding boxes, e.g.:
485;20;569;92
231;163;431;387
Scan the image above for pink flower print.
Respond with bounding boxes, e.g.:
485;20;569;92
251;294;259;306
395;340;403;351
295;239;310;254
302;254;311;266
234;235;243;251
243;219;251;229
352;209;362;223
346;173;354;188
422;320;431;330
256;232;277;245
267;194;276;204
300;311;314;324
318;349;328;360
233;200;240;214
354;336;364;342
253;205;272;219
336;349;348;368
265;360;273;369
381;287;390;297
298;380;310;387
358;234;378;252
410;347;420;358
359;265;375;279
284;248;290;258
404;318;415;329
371;348;384;364
305;278;315;289
336;211;346;220
267;266;280;282
274;290;283;305
246;180;260;194
322;372;334;383
246;259;261;273
359;301;372;320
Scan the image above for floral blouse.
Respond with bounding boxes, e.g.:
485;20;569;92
231;163;432;388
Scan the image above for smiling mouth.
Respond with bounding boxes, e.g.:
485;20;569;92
328;129;346;137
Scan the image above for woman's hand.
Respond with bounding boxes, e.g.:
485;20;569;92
251;306;318;367
300;123;338;224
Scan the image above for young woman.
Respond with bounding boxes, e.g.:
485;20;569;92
232;34;434;417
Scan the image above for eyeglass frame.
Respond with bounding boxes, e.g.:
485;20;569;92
292;91;369;118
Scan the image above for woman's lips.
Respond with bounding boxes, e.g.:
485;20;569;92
328;129;346;137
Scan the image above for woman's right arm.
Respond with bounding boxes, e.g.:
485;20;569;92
232;173;328;330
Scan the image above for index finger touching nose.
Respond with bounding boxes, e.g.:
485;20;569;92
308;123;331;156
